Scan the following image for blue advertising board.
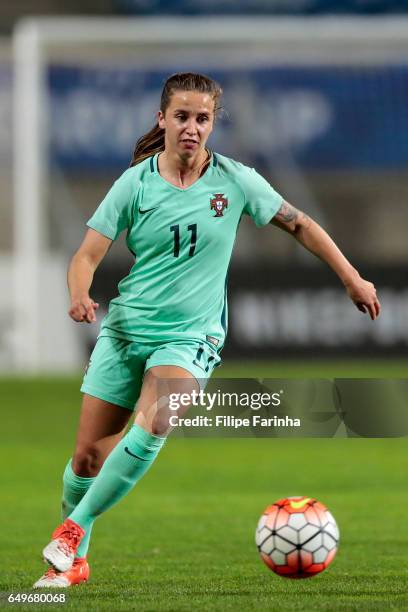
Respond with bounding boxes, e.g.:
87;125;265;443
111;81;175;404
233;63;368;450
48;64;408;171
115;0;408;16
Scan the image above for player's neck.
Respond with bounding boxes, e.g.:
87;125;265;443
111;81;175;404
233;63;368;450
158;149;210;188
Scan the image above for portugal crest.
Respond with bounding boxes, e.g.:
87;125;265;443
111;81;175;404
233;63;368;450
210;193;228;217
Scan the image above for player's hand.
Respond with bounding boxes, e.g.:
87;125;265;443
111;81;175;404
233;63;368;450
344;276;381;320
69;295;99;323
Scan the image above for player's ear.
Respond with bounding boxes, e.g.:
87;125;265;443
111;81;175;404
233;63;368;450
157;110;165;130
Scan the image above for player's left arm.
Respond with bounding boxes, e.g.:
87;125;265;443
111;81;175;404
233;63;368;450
271;200;381;320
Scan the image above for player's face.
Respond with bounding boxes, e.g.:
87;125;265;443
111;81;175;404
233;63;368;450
158;91;215;158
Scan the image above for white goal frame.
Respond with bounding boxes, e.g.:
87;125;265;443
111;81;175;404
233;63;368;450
11;15;408;372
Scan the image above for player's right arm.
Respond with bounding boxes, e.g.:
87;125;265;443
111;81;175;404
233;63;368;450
67;228;113;323
68;167;136;323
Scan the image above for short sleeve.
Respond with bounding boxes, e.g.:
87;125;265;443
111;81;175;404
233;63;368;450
242;168;283;227
86;169;137;240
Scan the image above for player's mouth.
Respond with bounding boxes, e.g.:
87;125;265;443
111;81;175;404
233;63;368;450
180;138;199;148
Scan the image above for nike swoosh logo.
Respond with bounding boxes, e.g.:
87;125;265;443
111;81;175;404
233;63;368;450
289;498;311;509
124;446;149;461
138;207;159;215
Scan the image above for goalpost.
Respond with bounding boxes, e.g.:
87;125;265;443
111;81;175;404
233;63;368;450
11;16;408;372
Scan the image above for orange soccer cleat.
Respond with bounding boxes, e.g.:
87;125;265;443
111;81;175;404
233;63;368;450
33;557;90;588
42;518;85;572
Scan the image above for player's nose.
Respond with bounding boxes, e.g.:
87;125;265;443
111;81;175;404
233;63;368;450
185;119;198;135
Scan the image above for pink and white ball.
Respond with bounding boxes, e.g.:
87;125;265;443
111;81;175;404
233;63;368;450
255;496;339;578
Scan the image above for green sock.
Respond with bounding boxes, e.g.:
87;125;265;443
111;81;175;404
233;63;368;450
62;459;95;558
69;425;166;534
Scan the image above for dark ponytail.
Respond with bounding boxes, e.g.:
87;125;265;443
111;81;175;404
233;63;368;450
130;124;165;167
130;72;222;167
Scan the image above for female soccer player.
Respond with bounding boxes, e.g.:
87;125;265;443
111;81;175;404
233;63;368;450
34;72;380;588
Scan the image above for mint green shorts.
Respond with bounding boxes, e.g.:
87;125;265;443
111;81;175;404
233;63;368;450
80;335;221;410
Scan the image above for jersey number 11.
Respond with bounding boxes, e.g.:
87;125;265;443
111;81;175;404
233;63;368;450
170;223;197;257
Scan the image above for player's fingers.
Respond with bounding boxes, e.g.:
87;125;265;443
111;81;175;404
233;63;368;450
69;308;84;322
85;303;96;323
69;297;98;322
69;304;78;318
79;303;89;320
356;302;367;314
367;301;378;320
370;299;381;320
83;309;92;323
71;302;87;322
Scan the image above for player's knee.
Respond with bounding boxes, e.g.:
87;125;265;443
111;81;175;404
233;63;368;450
142;368;158;391
72;444;103;477
150;412;170;437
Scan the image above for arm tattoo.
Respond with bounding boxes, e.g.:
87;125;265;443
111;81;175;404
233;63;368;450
272;200;310;233
275;201;300;223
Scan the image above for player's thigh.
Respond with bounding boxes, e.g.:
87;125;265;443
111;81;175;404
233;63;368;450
135;365;199;436
74;335;145;476
145;340;221;393
75;393;132;449
81;336;145;411
73;394;132;476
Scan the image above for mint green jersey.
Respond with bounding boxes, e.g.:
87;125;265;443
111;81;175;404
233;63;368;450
87;152;283;351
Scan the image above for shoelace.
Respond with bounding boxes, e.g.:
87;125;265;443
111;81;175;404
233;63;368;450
56;525;82;554
57;541;72;555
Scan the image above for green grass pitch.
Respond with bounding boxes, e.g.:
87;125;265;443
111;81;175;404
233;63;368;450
0;359;407;611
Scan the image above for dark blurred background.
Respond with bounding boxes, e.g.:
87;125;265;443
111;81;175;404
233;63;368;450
1;0;408;34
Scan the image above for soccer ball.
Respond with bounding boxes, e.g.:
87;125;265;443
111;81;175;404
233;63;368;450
255;496;339;579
